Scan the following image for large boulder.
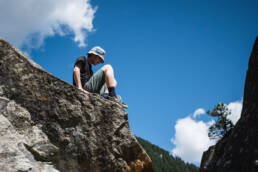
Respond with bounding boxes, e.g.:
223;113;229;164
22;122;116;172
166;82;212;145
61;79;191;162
200;36;258;172
0;38;153;172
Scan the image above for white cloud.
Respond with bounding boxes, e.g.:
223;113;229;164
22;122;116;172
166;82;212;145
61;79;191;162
0;0;96;49
171;99;242;164
171;116;215;163
227;100;242;125
193;108;206;118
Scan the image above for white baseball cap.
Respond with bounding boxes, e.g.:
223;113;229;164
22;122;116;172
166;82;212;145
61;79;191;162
88;46;105;62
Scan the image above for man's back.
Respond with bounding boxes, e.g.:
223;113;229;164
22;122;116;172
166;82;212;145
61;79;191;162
73;56;93;87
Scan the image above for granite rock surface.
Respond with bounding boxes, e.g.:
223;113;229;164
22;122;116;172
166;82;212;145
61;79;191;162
0;38;153;172
200;36;258;172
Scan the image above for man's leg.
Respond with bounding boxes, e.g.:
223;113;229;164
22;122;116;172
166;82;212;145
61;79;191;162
101;64;117;87
84;64;119;97
101;64;118;97
85;65;128;108
83;69;106;94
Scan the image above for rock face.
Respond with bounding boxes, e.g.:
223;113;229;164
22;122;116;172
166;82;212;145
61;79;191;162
0;39;153;172
200;36;258;172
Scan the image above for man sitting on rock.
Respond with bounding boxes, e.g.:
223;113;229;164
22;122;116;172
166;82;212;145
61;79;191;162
73;46;128;108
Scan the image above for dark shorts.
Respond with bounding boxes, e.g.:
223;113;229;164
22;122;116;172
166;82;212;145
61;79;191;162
83;69;107;95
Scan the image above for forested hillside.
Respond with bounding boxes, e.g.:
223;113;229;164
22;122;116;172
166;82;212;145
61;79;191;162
137;137;199;172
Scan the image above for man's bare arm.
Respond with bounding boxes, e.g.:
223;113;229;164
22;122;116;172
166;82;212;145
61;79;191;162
73;63;89;94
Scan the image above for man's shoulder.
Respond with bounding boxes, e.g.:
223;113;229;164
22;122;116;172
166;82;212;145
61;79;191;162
75;56;87;65
76;56;87;61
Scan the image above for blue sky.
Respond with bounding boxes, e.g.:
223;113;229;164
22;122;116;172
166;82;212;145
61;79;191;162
1;0;258;164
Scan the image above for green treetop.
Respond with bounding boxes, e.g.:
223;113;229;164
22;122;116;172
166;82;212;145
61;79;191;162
207;103;234;140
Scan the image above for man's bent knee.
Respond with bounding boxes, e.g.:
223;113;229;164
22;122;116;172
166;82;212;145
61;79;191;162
101;64;113;72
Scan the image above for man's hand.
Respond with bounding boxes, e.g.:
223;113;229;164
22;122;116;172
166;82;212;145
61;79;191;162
79;87;89;94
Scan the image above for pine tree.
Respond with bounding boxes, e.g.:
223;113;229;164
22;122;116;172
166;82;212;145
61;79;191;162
207;103;234;140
